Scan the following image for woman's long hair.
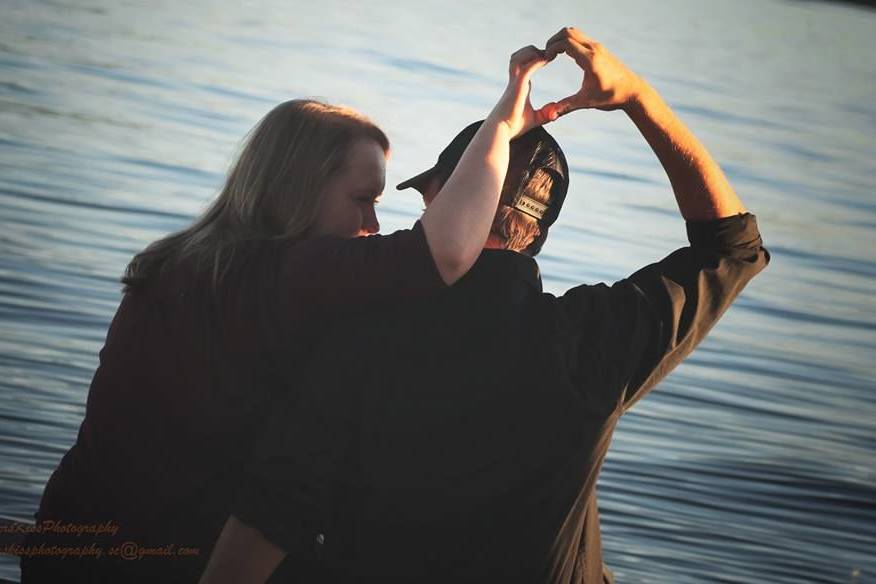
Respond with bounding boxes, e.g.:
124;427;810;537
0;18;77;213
121;99;389;292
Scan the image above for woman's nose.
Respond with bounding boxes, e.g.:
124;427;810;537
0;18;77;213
363;206;380;235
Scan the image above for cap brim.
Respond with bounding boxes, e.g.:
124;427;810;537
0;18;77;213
396;167;439;192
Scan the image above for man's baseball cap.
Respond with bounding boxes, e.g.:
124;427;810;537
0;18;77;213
396;121;570;229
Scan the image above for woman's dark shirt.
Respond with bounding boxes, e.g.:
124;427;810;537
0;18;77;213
22;221;443;582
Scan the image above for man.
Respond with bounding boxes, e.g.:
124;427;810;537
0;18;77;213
202;27;770;583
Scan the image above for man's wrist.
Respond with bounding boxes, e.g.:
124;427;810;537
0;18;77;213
622;78;660;120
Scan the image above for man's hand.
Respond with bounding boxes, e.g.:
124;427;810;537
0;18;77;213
542;27;648;117
537;27;746;221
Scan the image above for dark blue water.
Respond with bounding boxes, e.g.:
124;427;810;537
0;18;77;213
1;0;874;581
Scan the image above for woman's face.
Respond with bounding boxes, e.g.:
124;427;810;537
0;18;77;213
309;138;386;239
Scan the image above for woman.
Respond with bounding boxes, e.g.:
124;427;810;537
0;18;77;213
21;46;556;582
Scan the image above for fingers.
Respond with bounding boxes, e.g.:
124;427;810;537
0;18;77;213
531;101;571;127
517;57;548;79
514;27;599;67
503;30;598;131
545;36;594;68
509;45;550;80
520;103;556;135
511;45;544;62
531;106;558;126
539;96;585;121
545;26;597;51
545;26;599;70
510;45;549;69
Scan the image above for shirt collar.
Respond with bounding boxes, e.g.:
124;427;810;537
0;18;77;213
459;249;543;293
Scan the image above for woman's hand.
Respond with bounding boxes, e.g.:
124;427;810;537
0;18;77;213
542;27;648;117
486;45;556;138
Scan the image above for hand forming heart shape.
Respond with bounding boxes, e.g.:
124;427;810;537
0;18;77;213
541;27;649;116
486;28;649;139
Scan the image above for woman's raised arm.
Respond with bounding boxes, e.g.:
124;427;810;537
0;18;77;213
420;46;555;284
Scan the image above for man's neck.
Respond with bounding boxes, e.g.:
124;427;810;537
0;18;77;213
482;234;532;257
483;234;507;250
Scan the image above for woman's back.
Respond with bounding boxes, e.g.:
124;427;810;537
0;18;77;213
32;239;293;579
24;221;445;582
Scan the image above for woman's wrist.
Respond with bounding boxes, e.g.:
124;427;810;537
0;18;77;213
479;114;515;142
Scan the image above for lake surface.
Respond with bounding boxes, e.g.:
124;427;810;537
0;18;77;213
1;0;874;581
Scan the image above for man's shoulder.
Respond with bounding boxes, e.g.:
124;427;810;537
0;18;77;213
457;249;542;293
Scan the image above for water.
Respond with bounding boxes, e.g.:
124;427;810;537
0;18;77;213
1;0;874;581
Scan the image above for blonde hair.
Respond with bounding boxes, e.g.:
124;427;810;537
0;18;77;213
490;167;554;255
122;99;389;292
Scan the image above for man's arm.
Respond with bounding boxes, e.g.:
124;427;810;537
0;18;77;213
543;26;747;221
543;28;768;411
624;85;746;221
553;213;769;414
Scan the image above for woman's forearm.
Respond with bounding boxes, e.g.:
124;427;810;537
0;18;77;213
199;516;286;584
420;46;551;285
624;82;747;221
420;117;512;284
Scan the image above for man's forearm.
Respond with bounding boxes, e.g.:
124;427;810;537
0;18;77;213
624;82;747;221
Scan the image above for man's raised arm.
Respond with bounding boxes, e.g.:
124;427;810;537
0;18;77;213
543;26;747;221
543;28;768;413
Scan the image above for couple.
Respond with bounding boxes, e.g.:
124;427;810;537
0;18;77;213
23;28;769;583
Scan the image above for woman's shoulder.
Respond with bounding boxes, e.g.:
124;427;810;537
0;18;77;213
277;223;425;267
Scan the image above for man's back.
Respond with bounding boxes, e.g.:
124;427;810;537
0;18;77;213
328;251;572;580
240;213;770;584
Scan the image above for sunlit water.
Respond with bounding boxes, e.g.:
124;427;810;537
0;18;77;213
1;0;874;581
